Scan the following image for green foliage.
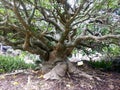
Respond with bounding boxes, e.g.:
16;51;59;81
89;60;113;71
109;45;120;56
0;8;5;14
40;0;52;9
0;55;36;73
107;0;119;8
102;44;120;56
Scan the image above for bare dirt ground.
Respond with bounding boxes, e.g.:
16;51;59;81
0;64;120;90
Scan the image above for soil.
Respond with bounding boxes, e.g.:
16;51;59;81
0;63;120;90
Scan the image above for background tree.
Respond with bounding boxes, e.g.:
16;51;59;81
0;0;120;79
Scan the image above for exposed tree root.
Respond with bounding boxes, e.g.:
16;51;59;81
0;70;32;76
43;60;94;80
43;62;67;80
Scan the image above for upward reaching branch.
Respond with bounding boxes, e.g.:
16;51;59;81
13;0;31;31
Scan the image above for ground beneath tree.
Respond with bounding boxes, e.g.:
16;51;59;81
0;64;120;90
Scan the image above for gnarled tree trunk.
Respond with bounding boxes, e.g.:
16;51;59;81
40;43;93;80
40;42;76;79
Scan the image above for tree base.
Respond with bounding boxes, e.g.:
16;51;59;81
42;60;93;80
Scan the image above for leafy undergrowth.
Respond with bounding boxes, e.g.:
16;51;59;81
89;60;112;71
0;55;36;73
0;62;120;90
89;59;120;72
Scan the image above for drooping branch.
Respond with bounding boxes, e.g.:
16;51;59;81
0;26;13;31
74;35;120;46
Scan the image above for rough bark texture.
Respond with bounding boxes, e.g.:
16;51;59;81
43;61;67;80
41;55;93;80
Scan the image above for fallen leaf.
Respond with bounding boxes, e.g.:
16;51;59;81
38;75;44;78
12;81;19;85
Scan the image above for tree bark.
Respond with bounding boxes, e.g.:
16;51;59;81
40;47;93;80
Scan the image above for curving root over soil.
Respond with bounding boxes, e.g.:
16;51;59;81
43;60;93;80
0;61;120;90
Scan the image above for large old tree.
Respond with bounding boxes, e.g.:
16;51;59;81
0;0;120;79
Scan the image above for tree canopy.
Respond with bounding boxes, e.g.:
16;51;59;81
0;0;120;60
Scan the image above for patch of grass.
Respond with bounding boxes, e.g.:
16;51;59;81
89;60;113;71
0;55;36;73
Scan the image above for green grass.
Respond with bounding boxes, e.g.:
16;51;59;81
0;55;36;73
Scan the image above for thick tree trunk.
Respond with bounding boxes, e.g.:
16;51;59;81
40;45;93;80
40;48;70;79
40;52;90;80
42;57;93;80
43;61;67;79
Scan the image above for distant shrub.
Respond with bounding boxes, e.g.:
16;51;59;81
0;55;36;73
89;60;113;71
111;56;120;72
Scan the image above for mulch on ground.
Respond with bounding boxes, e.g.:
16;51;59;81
0;65;120;90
